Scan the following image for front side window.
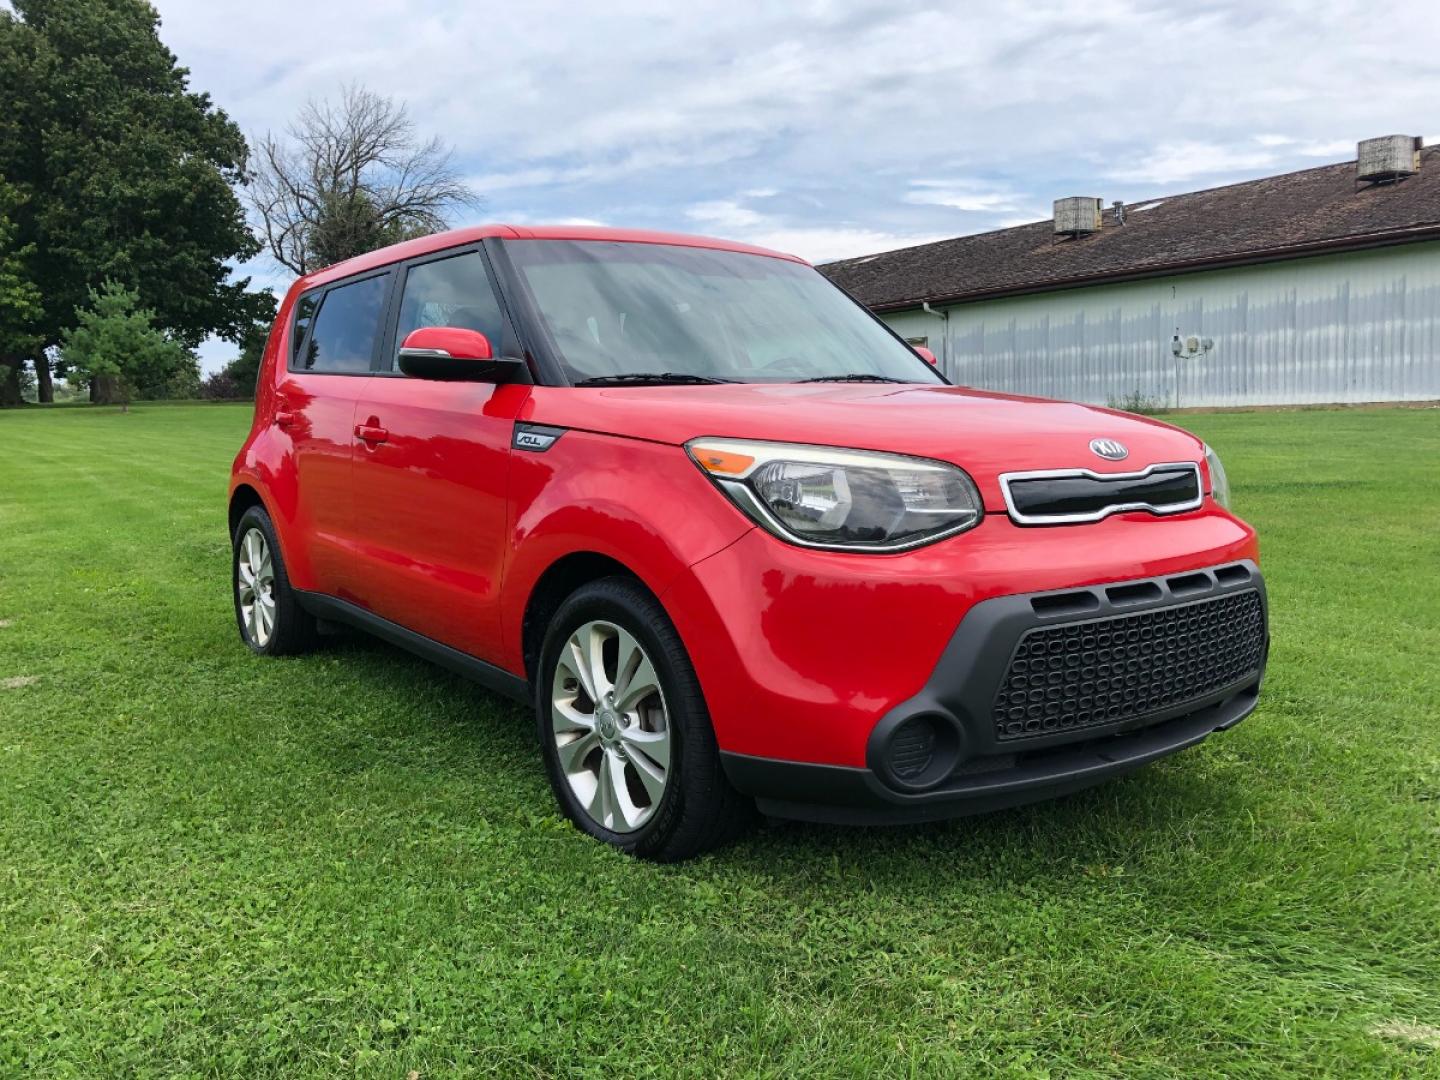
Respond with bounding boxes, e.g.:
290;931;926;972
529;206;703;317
504;240;943;385
391;252;508;367
297;274;389;373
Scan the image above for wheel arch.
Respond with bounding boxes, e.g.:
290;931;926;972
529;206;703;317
520;551;650;685
228;483;267;539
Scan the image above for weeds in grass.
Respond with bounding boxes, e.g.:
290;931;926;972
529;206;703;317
1106;388;1172;415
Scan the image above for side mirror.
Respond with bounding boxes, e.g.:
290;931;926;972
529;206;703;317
397;327;523;382
914;346;938;366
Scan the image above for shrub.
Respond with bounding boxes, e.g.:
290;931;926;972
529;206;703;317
198;370;244;400
59;281;195;404
1106;389;1171;416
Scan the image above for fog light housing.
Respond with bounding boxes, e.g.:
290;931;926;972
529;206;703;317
877;714;962;791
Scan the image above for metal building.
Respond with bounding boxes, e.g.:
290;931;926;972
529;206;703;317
822;137;1440;407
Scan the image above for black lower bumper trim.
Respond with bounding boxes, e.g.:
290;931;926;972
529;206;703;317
721;681;1259;825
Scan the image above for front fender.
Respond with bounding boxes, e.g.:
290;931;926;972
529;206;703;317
499;430;753;672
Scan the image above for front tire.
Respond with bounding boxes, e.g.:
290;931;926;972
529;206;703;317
232;505;317;656
537;577;752;860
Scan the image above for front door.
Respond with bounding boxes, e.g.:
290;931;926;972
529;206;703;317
348;247;527;663
273;270;390;598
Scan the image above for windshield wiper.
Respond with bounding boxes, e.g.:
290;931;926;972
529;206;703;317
573;372;735;387
797;373;910;383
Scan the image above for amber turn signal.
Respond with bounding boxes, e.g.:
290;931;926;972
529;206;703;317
693;448;756;476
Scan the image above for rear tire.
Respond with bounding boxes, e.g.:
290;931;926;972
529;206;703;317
232;505;318;656
536;576;753;860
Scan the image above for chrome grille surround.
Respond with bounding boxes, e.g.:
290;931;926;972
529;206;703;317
999;461;1204;526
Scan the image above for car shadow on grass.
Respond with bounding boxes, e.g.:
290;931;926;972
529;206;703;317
302;629;1261;893
738;763;1253;882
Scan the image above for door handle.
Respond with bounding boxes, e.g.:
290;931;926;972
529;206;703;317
275;410;299;430
354;422;389;445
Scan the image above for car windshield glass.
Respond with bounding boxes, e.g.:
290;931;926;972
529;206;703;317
504;240;943;385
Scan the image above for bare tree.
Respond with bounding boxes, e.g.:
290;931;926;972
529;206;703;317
249;85;480;275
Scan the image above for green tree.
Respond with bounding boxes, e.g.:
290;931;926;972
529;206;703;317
0;182;43;407
220;294;277;397
0;0;270;402
59;280;195;406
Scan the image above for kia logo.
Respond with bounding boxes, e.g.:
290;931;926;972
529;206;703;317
1089;438;1129;461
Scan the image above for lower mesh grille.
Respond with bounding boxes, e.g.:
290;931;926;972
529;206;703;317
992;590;1265;741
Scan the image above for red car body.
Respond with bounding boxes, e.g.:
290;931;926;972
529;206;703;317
231;225;1266;826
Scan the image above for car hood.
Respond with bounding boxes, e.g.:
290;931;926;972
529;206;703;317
526;382;1205;512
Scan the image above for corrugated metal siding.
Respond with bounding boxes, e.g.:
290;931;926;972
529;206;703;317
880;240;1440;406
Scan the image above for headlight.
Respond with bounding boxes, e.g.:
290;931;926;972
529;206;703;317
1203;443;1230;508
687;438;983;551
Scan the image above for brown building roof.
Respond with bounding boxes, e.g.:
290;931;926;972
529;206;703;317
820;147;1440;312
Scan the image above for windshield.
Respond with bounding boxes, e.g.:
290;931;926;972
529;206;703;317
504;240;944;385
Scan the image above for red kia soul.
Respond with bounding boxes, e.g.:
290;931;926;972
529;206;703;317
229;225;1267;860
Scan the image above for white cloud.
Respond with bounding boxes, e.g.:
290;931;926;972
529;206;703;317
1103;134;1370;187
685;200;769;231
1297;139;1358;159
466;138;765;196
134;0;1440;276
685;198;943;262
494;211;611;228
905;181;1022;213
155;2;1440;171
1104;141;1283;186
746;226;949;264
1255;134;1356;157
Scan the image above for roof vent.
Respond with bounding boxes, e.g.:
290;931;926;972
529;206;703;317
1053;196;1103;237
1356;135;1422;184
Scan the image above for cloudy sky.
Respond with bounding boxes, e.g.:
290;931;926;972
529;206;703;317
144;0;1440;369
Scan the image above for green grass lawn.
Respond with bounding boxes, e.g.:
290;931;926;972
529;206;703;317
1;403;1438;1077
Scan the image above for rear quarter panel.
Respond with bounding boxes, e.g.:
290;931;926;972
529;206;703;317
228;282;319;585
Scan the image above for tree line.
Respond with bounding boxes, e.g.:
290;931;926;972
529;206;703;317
0;0;476;407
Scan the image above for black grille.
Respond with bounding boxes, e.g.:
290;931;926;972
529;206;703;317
992;590;1265;741
1005;465;1201;523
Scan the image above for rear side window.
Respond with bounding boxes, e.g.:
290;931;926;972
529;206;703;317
296;274;389;373
291;293;319;365
391;252;509;367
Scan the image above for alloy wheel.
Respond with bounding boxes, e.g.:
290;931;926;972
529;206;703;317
236;527;277;648
551;620;672;833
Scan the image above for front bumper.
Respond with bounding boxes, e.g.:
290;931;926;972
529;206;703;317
724;683;1259;824
717;558;1268;824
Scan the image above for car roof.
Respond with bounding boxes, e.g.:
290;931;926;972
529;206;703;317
297;225;809;292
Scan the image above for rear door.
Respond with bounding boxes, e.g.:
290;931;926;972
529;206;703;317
348;246;529;662
274;269;392;599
